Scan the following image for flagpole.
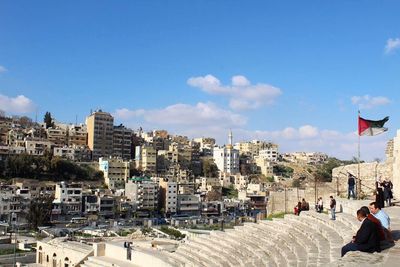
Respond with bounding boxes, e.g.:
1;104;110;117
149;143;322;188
357;110;361;199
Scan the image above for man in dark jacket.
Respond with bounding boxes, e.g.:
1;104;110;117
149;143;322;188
348;173;356;199
341;208;381;257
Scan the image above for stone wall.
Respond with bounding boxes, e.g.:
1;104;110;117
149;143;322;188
267;184;336;215
331;161;393;197
392;129;400;199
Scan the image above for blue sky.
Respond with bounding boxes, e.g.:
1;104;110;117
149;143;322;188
1;1;399;160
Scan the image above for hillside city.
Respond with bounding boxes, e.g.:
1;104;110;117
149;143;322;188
1;108;400;267
0;109;346;264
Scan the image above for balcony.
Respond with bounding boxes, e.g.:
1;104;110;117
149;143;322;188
180;200;199;205
179;206;199;211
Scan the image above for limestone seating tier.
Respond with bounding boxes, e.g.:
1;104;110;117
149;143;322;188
189;235;239;266
159;203;400;267
302;211;353;241
284;215;332;264
185;236;233;266
217;228;271;265
287;213;344;261
250;221;309;265
231;224;288;266
243;222;301;266
183;240;228;267
223;227;278;266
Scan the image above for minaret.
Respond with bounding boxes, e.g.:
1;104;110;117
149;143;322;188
227;129;233;149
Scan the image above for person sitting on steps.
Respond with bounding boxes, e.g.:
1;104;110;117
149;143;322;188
341;208;381;257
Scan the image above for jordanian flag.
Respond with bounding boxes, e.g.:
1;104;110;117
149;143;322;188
358;116;389;136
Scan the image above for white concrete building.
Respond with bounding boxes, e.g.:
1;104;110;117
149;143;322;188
213;131;239;174
53;182;82;216
25;138;52;156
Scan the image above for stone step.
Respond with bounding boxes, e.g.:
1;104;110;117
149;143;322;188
163;249;191;266
244;222;304;265
173;249;205;266
177;245;217;266
195;235;241;266
234;224;289;267
254;220;309;261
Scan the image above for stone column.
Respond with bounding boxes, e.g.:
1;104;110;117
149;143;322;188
392;130;400;199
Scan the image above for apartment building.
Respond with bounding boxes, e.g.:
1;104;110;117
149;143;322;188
159;179;177;215
177;194;200;216
254;157;274;177
53;182;82;217
68;124;87;147
98;157;130;190
86;110;114;160
125;177;158;212
25;138;52;156
135;145;157;173
113;124;132;160
234;140;278;158
156;149;178;174
0;185;30;223
46;127;67;146
193;137;215;155
53;146;91;161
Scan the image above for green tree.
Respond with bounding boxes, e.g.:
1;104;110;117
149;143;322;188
266;176;275;183
202;158;219;178
292;179;301;187
43;111;54;129
273;164;294;178
27;195;54;230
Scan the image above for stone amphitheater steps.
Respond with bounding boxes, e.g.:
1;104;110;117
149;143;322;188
253;221;309;266
289;213;345;261
284;215;332;265
158;202;400;267
242;222;302;266
185;236;232;266
218;228;273;266
227;225;285;267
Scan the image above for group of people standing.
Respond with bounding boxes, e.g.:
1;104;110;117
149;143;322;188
376;178;393;208
341;201;394;257
348;173;394;207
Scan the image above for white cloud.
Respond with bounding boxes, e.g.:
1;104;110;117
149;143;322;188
0;66;7;73
385;38;400;54
299;125;319;138
351;95;391;109
187;74;282;110
0;94;35;114
113;102;247;136
114;108;145;120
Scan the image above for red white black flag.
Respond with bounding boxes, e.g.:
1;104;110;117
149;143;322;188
358;115;389;136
